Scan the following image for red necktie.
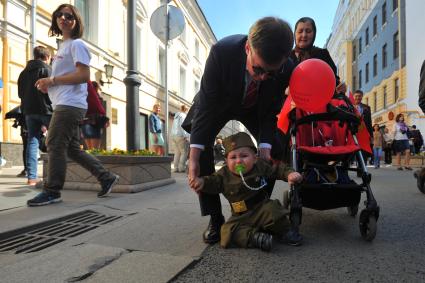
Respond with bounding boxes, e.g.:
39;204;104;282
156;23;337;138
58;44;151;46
243;80;258;108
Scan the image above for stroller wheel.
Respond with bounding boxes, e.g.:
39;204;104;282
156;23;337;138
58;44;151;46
359;210;377;241
347;205;359;217
283;190;290;209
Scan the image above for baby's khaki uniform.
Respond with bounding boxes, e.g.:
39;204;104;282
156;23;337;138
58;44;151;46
201;159;294;248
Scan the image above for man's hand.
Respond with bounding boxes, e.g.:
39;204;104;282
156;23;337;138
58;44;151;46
287;172;303;185
258;147;271;161
188;147;202;189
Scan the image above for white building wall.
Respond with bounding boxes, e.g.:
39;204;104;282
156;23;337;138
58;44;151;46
404;0;425;116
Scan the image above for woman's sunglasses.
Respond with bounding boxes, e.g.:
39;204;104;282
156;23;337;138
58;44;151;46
54;11;75;21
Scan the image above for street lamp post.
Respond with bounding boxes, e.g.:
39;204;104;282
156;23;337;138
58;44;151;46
124;0;141;151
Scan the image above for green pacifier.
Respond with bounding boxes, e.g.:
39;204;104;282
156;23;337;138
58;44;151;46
235;164;246;174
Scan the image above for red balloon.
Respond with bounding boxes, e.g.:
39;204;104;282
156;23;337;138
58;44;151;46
289;59;336;112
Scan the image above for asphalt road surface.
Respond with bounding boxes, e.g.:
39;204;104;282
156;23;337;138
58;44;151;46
173;167;425;282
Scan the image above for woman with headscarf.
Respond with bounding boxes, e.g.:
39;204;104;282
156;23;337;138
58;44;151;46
290;17;346;93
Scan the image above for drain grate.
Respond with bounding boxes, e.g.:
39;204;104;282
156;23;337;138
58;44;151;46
0;210;125;254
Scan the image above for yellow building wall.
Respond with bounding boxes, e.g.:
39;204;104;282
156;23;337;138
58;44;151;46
363;67;409;127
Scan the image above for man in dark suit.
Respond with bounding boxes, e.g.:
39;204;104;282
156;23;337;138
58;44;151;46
353;89;373;166
183;17;294;244
353;90;373;137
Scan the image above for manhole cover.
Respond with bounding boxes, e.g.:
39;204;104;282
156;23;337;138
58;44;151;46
0;210;126;254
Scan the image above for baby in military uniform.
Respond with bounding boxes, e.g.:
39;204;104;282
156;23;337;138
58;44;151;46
191;132;302;251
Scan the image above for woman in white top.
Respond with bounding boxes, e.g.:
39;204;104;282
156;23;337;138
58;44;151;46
382;127;393;165
392;113;411;170
27;4;118;207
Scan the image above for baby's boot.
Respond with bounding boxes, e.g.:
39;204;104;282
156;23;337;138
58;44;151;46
249;232;273;252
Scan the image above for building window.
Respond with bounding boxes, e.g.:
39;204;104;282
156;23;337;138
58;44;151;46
158;47;166;86
359;70;362;89
194;80;200;94
353;76;357;90
383;85;387;108
373;54;378;77
179;66;186;99
373;92;377;112
373;16;377;36
382;2;387;25
194;38;200;59
394;78;399;101
365;27;369;45
75;0;97;43
382;44;387;68
359;37;362;54
393;0;398;11
180;26;187;45
111;108;118;124
352;44;356;62
366;63;369;83
393;32;399;59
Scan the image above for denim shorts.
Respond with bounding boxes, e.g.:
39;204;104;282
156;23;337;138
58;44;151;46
393;139;410;153
81;124;102;139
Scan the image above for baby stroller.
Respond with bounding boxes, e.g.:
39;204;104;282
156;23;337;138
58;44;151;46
283;94;380;244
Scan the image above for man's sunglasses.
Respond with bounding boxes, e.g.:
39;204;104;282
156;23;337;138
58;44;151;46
54;11;75;21
252;60;286;79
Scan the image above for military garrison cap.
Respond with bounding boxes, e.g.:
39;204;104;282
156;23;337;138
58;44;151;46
223;132;257;156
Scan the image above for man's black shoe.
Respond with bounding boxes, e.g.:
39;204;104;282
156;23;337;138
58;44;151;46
202;215;225;244
27;191;62;207
98;175;119;198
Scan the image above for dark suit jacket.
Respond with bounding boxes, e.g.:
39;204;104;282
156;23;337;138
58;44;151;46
360;103;373;136
184;35;293;147
419;60;425;113
289;46;340;86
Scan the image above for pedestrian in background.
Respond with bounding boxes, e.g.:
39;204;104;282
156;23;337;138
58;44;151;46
17;46;53;185
213;137;225;165
27;3;119;206
170;105;189;172
148;103;165;156
81;81;109;149
409;125;423;155
372;124;384;169
353;90;373;165
392;113;412;170
383;126;393;165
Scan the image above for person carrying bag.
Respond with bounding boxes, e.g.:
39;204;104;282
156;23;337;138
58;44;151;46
81;81;109;149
